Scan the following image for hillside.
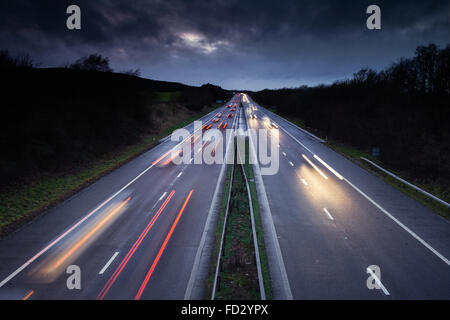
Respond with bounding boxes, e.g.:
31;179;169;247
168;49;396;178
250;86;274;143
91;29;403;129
0;67;228;189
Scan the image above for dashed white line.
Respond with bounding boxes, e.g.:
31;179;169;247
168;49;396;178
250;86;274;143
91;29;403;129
289;161;294;167
99;252;119;275
323;208;334;220
282;152;286;156
301;178;308;186
366;266;390;295
177;172;183;178
159;192;167;201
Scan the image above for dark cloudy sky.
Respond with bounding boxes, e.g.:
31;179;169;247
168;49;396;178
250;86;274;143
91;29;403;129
0;0;448;90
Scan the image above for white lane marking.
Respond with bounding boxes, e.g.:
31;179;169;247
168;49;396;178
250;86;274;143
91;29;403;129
159;192;167;201
282;152;286;156
0;105;226;288
255;99;450;267
177;172;183;178
323;208;334;220
269;118;314;154
99;252;119;275
345;178;450;266
302;154;328;180
190;158;194;163
366;266;390;295
301;178;308;186
313;155;344;180
289;161;294;167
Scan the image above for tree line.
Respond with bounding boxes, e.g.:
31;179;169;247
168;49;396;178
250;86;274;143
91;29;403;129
253;44;450;185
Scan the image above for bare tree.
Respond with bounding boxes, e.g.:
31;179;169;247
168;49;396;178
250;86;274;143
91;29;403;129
69;54;113;72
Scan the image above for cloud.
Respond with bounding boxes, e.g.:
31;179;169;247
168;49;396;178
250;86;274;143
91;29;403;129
177;32;230;54
0;0;448;90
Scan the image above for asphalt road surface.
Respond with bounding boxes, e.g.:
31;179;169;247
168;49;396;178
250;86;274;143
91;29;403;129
0;96;241;300
243;94;450;299
1;93;449;300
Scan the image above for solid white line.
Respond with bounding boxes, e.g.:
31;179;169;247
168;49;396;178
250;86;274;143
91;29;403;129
345;178;450;266
302;154;328;180
289;161;294;167
0;106;223;289
323;208;334;220
366;267;390;295
314;154;344;180
269;118;314;154
301;179;308;186
260;107;325;143
99;252;119;275
159;192;167;201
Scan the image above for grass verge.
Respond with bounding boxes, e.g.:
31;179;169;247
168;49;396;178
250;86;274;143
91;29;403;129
154;91;181;103
216;158;259;300
0;105;217;237
241;140;273;299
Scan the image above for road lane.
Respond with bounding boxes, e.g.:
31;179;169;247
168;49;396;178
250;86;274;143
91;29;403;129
0;96;240;299
244;94;450;299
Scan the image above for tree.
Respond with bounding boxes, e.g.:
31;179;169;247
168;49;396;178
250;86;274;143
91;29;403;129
120;68;141;77
0;50;36;69
69;54;113;72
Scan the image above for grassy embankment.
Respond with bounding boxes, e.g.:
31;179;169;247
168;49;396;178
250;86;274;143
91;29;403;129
0;99;216;237
0;67;226;236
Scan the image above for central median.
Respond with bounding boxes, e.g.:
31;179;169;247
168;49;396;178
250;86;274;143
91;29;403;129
207;136;272;300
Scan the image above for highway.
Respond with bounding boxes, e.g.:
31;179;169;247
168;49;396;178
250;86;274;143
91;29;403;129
0;96;241;300
243;94;450;299
1;92;449;300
